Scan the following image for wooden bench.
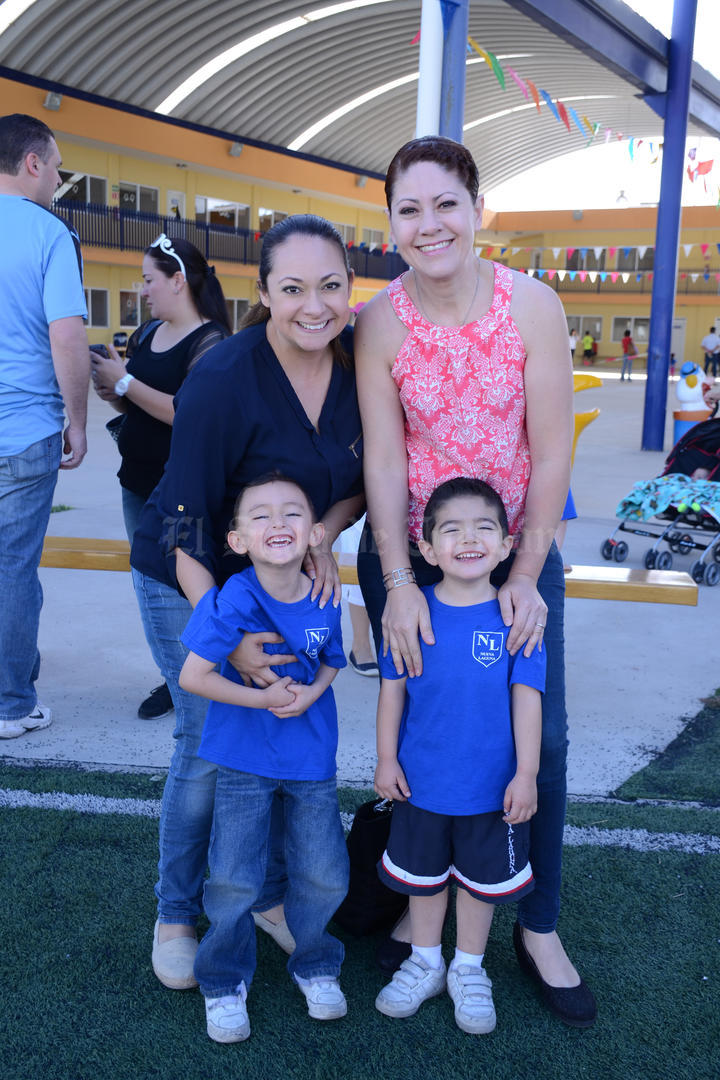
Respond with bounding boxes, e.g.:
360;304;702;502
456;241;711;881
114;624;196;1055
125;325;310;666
40;536;698;605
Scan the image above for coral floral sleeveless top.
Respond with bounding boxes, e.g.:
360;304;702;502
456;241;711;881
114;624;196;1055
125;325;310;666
388;262;531;541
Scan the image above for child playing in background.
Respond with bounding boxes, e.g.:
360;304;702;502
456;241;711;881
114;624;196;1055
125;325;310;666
373;477;546;1035
179;474;349;1043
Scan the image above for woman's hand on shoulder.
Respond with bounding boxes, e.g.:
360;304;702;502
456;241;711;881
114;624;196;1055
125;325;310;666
498;574;548;657
303;544;340;609
382;584;435;678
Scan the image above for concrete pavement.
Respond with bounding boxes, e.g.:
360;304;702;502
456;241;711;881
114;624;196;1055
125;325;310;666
3;373;717;796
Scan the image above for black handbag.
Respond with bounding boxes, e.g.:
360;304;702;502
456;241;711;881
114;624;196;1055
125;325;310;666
333;798;407;936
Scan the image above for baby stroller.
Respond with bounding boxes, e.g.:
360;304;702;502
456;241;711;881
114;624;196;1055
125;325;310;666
600;414;720;586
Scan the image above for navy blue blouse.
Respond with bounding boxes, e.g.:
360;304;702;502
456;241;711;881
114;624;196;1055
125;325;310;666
130;322;363;590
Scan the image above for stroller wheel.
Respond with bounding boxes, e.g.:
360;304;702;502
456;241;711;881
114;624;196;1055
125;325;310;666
667;531;681;553
643;549;657;569
704;563;720;587
613;541;629;563
690;560;706;584
601;539;614;560
713;545;720;564
678;534;694;555
656;551;673;570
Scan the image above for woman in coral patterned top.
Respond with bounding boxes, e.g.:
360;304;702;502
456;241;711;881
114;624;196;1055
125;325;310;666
356;136;596;1028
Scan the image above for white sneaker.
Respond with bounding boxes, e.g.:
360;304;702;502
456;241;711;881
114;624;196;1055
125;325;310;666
0;705;52;739
294;975;347;1020
447;964;496;1034
375;953;446;1018
205;983;250;1043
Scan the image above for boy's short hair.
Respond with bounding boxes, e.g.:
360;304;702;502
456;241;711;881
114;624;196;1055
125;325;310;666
232;472;317;525
422;477;509;540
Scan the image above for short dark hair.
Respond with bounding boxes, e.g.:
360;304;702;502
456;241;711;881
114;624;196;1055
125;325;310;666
385;136;480;209
0;114;55;175
233;471;317;524
422;477;509;540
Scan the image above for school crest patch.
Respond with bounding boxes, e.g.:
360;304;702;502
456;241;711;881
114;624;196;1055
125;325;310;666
472;631;504;668
305;627;330;658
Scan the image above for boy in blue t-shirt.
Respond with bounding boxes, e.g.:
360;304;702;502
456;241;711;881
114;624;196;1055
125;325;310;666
374;477;546;1035
179;475;349;1044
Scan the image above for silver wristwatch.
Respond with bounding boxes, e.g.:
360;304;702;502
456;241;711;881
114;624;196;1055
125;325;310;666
114;373;135;397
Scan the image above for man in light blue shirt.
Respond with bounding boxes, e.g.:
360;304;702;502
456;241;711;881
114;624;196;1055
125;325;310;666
0;113;90;738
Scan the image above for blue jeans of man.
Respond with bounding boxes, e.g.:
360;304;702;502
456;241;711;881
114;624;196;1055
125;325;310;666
132;569;287;923
357;526;568;935
194;769;348;997
0;433;61;720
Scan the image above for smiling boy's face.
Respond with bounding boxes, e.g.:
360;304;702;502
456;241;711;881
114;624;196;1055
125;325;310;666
227;480;323;567
418;494;513;580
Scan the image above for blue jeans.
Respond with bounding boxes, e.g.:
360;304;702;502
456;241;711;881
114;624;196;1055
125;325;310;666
358;525;568;934
132;569;287;923
621;354;633;379
120;486;146;543
0;434;61;720
195;770;348;997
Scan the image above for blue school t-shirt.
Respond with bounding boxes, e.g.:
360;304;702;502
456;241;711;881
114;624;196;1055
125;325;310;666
182;566;346;780
379;588;546;815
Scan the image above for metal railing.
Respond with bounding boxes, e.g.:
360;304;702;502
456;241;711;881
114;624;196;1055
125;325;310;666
53;202;408;281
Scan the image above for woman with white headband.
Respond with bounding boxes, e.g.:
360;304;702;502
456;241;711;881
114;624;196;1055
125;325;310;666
92;234;231;720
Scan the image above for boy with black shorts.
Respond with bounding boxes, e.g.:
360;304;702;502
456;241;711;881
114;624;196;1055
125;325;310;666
373;477;546;1035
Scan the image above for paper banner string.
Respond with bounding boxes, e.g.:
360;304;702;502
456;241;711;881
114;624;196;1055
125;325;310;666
557;100;571;132
506;67;528;99
539;89;561;123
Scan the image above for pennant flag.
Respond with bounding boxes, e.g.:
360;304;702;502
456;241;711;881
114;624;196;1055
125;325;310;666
557;100;571;132
552;248;562;259
347;240;354;248
511;247;519;255
588;271;597;283
500;247;507;255
687;165;696;183
716;273;720;282
593;246;604;260
680;272;687;279
579;270;587;282
599;272;607;282
537;268;546;278
609;247;617;257
637;246;648;259
547;269;556;281
567;247;576;259
683;244;693;256
381;243;388;254
582;115;594;135
568;271;577;282
621;273;629;284
604;128;612;143
506;67;529;99
636;273;642;281
717;244;720;255
691;273;699;282
623;247;632;257
557;269;567;282
539;89;561;123
467;38;505;89
610;272;618;283
688;147;697;160
701;243;709;256
526;79;541;114
411;29;420;44
705;272;710;281
579;247;588;258
629;138;635;160
527;268;535;277
254;231;261;241
697;159;714;176
567;106;587;139
616;132;624;141
648;272;653;281
484;246;495;256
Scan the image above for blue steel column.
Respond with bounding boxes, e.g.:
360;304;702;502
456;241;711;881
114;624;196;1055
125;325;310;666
439;0;469;142
642;0;698;450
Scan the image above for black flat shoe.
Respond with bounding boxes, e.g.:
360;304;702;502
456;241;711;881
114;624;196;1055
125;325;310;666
375;906;413;974
513;922;597;1028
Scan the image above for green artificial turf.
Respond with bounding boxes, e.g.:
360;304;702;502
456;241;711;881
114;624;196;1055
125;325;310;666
1;790;719;1080
613;691;720;805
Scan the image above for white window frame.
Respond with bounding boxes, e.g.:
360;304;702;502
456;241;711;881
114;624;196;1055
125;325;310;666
331;222;356;245
56;171;107;205
258;207;288;232
226;298;249;332
119;289;151;329
83;287;109;328
568;315;603;340
196;196;250;230
119;181;159;215
361;227;385;251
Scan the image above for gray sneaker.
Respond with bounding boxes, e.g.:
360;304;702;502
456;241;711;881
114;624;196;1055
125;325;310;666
447;964;496;1034
375;953;446;1018
0;705;52;739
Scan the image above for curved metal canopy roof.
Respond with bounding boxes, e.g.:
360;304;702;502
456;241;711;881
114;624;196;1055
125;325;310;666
0;0;713;191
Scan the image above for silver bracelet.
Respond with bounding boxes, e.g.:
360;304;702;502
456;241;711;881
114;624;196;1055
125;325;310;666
383;567;416;590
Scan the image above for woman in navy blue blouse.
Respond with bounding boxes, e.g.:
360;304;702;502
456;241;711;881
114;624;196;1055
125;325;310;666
130;216;363;989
